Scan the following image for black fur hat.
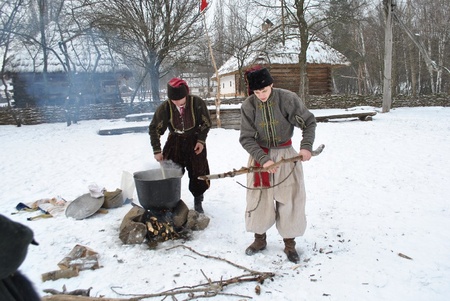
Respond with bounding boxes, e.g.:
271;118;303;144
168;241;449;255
246;67;274;91
0;214;38;279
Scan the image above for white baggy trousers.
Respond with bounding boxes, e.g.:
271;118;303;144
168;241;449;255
245;146;307;238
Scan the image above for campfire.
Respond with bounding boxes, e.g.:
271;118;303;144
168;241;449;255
119;200;209;248
119;165;209;247
119;200;210;248
144;210;179;242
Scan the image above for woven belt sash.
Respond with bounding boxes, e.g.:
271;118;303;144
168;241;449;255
254;139;292;187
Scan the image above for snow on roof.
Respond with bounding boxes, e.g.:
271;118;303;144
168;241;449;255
180;73;212;87
7;22;128;73
218;38;350;75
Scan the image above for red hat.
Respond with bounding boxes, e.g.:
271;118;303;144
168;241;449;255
167;78;189;100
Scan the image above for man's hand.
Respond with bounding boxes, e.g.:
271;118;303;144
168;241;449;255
194;142;204;155
154;153;163;162
263;160;278;173
299;149;312;161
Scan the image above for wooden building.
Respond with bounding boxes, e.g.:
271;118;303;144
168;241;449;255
5;24;131;108
215;38;350;97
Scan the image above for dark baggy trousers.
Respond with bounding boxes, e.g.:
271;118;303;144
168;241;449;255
163;133;210;197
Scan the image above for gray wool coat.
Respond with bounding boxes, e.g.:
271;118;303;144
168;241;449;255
239;88;317;238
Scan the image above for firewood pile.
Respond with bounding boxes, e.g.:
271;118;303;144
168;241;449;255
119;200;209;248
142;210;182;248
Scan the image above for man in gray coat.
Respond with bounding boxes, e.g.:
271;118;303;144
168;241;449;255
239;67;316;263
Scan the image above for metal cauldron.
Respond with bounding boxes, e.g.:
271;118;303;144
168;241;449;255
133;168;183;210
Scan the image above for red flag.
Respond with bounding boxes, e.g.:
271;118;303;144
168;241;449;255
200;0;208;12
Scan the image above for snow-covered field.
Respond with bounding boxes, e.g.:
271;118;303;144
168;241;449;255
1;106;449;300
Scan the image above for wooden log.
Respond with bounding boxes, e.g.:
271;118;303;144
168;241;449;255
42;296;135;301
43;287;91;296
58;245;99;271
41;269;79;282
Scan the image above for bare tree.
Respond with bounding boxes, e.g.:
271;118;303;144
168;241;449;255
260;0;314;100
413;0;450;94
0;0;30;126
325;0;373;95
87;0;203;103
269;0;367;99
210;0;273;96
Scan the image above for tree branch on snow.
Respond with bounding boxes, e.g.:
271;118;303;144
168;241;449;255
108;244;275;300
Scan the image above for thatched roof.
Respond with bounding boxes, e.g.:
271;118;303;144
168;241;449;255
218;38;351;76
6;22;128;74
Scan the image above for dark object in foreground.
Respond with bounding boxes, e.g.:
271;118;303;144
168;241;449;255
0;214;40;301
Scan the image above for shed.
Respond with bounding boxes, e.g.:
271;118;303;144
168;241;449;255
5;23;131;107
215;38;350;97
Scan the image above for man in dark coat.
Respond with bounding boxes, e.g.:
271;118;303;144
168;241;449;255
149;77;211;213
0;214;40;301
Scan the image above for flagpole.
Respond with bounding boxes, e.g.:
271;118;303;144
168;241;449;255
201;3;221;128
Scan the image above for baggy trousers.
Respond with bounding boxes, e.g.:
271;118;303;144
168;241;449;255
245;146;307;238
163;133;210;197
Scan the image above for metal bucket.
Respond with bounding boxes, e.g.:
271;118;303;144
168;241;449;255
133;168;183;210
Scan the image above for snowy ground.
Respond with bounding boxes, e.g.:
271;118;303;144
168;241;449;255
1;106;449;300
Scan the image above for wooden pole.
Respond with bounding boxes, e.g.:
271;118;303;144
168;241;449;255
201;10;222;128
281;0;285;45
382;0;393;113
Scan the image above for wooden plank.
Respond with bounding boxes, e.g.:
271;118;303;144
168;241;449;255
315;111;377;122
125;113;153;122
98;125;148;135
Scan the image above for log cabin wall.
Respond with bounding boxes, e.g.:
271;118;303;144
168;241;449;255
306;65;332;95
268;64;332;95
229;64;333;97
11;72;124;108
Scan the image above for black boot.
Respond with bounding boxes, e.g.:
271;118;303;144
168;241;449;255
194;195;204;213
283;238;300;263
245;233;267;255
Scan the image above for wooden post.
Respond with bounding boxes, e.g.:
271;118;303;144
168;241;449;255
201;10;221;128
382;0;394;113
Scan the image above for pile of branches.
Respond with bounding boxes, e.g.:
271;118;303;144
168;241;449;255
43;245;276;300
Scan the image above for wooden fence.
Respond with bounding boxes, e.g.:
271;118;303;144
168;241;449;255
1;94;449;126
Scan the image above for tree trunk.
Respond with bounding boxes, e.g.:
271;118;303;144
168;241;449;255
359;24;372;94
39;0;49;106
296;0;309;102
148;56;161;103
426;40;435;94
409;41;418;97
382;0;393;113
436;36;446;93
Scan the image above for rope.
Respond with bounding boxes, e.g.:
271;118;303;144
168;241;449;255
239;162;297;217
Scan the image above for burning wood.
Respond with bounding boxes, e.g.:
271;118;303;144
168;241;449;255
119;200;209;247
143;210;181;247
